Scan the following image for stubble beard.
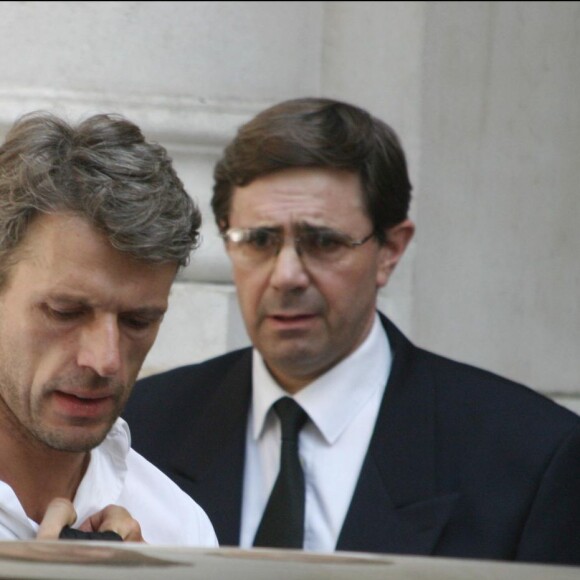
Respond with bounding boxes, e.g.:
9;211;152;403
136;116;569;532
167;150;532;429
0;369;128;454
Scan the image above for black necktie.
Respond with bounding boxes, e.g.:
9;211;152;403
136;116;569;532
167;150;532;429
253;397;308;548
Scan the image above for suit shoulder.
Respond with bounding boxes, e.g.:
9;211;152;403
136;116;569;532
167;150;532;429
382;313;579;430
415;346;580;429
138;348;250;390
125;347;251;418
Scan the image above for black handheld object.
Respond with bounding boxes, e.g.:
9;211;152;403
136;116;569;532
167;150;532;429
59;525;123;541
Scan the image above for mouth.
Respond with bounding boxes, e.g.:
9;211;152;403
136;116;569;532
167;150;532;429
272;313;314;320
51;391;116;419
267;312;319;331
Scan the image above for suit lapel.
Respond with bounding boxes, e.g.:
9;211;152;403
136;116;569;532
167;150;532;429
170;350;253;546
337;315;458;554
163;316;458;552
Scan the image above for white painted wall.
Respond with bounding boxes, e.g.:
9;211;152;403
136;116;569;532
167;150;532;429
0;1;578;413
414;2;580;406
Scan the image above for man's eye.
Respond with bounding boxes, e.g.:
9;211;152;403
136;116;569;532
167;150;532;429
247;230;276;249
307;232;344;251
47;307;83;321
121;317;156;330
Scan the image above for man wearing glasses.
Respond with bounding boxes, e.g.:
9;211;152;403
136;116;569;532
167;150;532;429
124;98;580;564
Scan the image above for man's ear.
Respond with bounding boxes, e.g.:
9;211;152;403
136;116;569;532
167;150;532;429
218;220;229;241
376;219;415;288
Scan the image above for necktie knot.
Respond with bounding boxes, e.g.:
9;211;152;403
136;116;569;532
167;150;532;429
274;397;308;442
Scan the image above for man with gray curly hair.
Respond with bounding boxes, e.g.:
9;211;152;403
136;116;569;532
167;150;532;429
0;111;217;546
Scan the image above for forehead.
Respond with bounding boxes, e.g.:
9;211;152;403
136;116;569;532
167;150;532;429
6;213;176;307
230;167;368;227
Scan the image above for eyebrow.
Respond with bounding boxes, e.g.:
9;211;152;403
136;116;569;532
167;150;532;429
123;307;168;320
246;222;335;233
44;294;167;318
296;222;337;233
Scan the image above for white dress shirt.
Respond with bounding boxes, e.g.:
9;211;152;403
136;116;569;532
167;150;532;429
0;418;218;546
240;314;391;552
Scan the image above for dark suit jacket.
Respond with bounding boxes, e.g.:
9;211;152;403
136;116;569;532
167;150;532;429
124;314;580;565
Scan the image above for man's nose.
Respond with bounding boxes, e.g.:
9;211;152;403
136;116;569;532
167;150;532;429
269;240;310;290
77;317;122;378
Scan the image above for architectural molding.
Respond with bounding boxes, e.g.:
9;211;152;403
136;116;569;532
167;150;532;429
0;88;268;152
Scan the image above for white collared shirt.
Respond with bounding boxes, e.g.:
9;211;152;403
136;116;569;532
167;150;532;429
240;314;391;551
0;418;218;546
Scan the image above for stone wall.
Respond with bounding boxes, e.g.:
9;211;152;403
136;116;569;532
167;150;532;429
0;1;577;413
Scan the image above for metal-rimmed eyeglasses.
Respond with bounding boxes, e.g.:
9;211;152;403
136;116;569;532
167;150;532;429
221;224;375;266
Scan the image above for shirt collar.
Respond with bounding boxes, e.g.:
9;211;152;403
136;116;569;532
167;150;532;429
72;417;130;524
251;313;391;444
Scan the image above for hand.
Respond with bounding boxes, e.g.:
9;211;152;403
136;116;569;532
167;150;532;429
36;498;144;542
36;497;77;540
78;504;144;542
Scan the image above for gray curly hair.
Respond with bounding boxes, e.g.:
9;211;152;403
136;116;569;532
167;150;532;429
0;111;201;287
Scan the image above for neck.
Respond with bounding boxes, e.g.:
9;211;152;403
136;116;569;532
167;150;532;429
0;410;90;524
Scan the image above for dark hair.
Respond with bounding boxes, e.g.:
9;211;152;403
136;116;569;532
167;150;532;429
0;111;201;286
212;97;412;244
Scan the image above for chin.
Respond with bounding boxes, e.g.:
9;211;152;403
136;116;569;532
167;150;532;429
38;427;110;453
